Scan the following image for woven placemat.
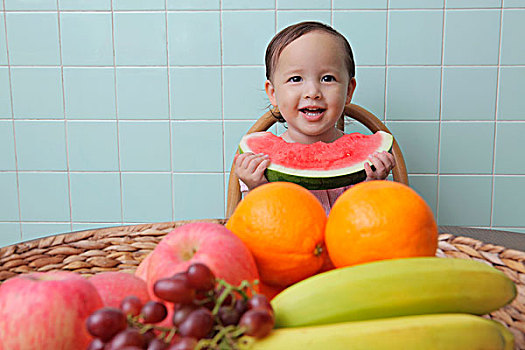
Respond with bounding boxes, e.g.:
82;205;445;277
0;219;524;349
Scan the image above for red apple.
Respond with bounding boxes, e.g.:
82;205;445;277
135;253;151;282
89;271;150;308
0;271;103;350
146;222;259;295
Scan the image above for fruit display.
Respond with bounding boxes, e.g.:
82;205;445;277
85;262;274;349
238;131;393;189
0;271;103;350
225;182;327;287
326;180;438;267
248;313;514;350
271;257;517;328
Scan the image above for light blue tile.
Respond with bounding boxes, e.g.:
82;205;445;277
122;173;172;222
504;0;525;7
444;10;500;65
498;67;525;120
495;123;525;174
0;68;11;118
0;16;7;65
113;0;165;10
222;11;275;65
167;0;219;9
0;173;19;221
0;121;16;170
442;67;497;120
116;67;169;119
72;222;120;231
223;0;274;9
438;176;492;226
277;0;330;9
439;122;495;174
501;10;525;65
352;67;385;119
0;223;21;248
64;67;116;119
18;172;70;221
60;13;113;66
21;223;72;242
493;176;525;227
6;13;60;65
386;67;441;120
15;120;67;171
345;120;373;135
334;0;387;9
114;12;167;66
446;0;501;8
389;0;444;8
70;173;121;222
493;227;525;234
224;120;257;171
408;175;438;217
387;10;443;65
59;0;111;10
172;121;223;172
5;0;56;10
11;67;64;119
334;11;387;65
119;121;171;171
386;121;439;173
277;11;331;31
67;121;119;171
223;66;268;119
170;67;221;119
173;173;224;220
167;12;220;66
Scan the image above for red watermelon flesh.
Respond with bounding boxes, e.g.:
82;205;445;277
238;131;393;190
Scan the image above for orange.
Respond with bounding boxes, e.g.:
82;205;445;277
325;180;438;267
226;182;327;288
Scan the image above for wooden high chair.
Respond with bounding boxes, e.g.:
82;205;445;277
226;103;409;217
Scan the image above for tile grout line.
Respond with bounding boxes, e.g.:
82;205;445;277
3;0;23;241
164;0;174;222
436;0;447;223
220;0;226;218
110;1;124;226
383;0;390;126
490;3;504;230
56;0;74;233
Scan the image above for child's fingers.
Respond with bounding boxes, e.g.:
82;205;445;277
253;157;271;177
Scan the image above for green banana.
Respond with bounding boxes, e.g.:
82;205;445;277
271;257;516;328
247;314;514;350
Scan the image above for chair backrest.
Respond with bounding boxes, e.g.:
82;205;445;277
226;103;408;217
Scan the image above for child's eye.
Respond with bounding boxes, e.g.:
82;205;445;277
288;76;302;83
321;75;336;82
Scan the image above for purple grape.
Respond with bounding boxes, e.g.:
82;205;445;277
178;308;214;339
141;301;168;324
85;307;127;342
239;308;274;338
186;263;216;291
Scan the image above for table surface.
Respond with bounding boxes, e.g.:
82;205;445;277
439;226;525;251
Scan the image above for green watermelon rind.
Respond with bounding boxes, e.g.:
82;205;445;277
238;131;394;190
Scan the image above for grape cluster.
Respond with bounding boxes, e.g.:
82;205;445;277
85;263;274;350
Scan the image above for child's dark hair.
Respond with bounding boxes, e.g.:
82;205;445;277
265;21;355;122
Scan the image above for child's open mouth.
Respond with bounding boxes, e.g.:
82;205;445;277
300;107;326;121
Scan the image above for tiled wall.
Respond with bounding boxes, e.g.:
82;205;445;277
1;0;524;247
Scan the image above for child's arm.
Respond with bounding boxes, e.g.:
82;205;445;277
234;152;271;191
364;151;396;181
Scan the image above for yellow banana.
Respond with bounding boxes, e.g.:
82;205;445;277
247;314;514;350
272;257;516;328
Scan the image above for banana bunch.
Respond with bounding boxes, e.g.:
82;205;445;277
253;257;517;350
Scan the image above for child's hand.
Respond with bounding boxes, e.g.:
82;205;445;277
234;152;271;190
364;151;396;181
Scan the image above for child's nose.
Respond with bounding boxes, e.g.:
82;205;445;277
303;81;321;99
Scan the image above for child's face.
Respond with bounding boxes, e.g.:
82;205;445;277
265;31;356;144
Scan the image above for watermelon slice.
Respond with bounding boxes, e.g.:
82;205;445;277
238;131;394;190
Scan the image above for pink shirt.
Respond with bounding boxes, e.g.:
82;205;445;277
239;180;352;215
